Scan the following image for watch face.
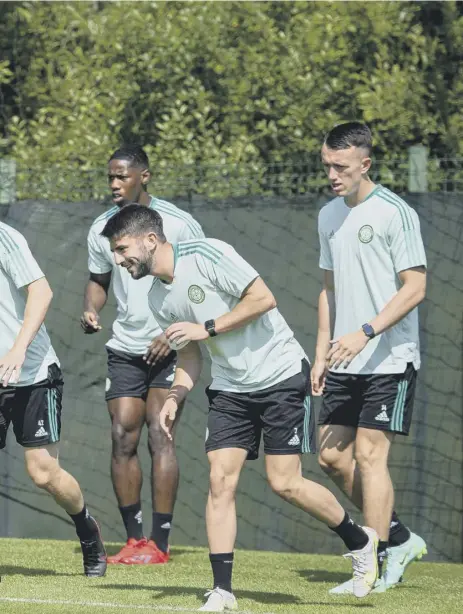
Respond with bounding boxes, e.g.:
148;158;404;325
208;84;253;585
363;324;374;337
205;320;216;336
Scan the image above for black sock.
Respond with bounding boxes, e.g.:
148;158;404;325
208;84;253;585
330;512;369;551
388;511;411;547
210;552;234;593
151;512;172;553
378;540;388;577
69;505;97;542
119;502;144;540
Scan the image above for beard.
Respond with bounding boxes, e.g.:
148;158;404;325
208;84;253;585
128;242;154;279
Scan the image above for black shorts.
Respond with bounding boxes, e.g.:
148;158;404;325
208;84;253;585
205;359;315;460
105;347;177;401
318;363;417;435
0;363;63;449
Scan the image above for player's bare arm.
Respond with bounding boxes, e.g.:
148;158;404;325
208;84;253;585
368;267;426;336
159;342;203;439
81;271;111;333
312;269;335;395
164;277;276;347
327;266;426;369
0;277;53;386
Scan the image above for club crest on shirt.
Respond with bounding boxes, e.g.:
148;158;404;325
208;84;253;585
188;284;205;304
358;224;374;243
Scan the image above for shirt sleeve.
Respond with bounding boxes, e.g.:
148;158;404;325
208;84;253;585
318;212;333;270
0;230;45;289
387;207;427;273
198;244;259;298
87;226;112;274
177;216;205;242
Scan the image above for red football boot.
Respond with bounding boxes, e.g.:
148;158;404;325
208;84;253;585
120;539;169;564
107;537;147;564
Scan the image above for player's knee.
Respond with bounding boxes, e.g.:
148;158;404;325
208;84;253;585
354;442;387;471
318;448;347;477
209;466;239;501
147;420;174;455
26;455;60;490
111;421;140;459
267;472;300;502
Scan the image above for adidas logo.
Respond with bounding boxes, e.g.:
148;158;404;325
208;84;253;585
288;428;300;446
130;555;153;564
375;405;389;422
135;511;143;524
165;373;175;382
161;522;171;530
35;426;48;437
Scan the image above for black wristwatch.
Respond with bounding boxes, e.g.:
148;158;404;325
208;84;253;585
204;319;217;337
362;323;376;340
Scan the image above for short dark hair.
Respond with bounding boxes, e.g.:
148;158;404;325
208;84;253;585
324;122;372;155
109;145;149;169
101;204;166;242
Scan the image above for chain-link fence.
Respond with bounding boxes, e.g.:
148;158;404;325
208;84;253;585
0;161;462;562
1;151;463;203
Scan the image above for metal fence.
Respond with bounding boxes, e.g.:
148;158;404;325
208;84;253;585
1;149;463;203
1;192;462;562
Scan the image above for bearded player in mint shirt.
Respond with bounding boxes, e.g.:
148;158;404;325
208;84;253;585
101;204;381;610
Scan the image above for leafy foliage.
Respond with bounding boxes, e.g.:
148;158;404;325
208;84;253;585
0;0;462;195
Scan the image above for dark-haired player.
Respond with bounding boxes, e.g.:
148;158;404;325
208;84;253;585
101;204;381;609
0;221;106;577
81;145;204;564
312;122;427;593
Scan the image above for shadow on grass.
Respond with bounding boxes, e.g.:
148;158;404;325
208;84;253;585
299;568;352;584
100;584;299;604
98;584;375;607
0;565;78;577
73;545;193;557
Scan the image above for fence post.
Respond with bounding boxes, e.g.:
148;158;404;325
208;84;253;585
0;158;16;205
408;145;428;193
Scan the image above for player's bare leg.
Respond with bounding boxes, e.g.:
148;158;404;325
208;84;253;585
355;429;394;539
121;388;184;564
265;453;378;598
207;448;246;553
357;428;427;590
319;426;424;593
199;448;246;611
265;453;347;525
318;424;363;507
24;444;106;577
107;397;146;563
355;428;394;575
25;444;84;513
148;388;181;516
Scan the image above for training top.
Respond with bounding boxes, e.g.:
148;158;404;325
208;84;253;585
318;184;427;375
0;222;59;386
88;197;204;355
148;238;306;393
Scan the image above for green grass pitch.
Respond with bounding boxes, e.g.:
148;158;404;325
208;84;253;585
0;539;461;613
